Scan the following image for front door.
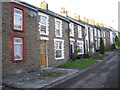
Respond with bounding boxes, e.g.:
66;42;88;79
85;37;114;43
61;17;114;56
40;40;47;67
70;42;74;59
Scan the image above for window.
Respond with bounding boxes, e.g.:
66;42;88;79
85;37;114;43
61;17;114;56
104;39;106;46
39;13;49;35
90;28;93;42
14;8;23;30
98;30;101;37
77;41;84;54
12;3;25;31
55;19;62;37
104;31;105;37
54;39;64;60
78;25;82;38
69;23;74;37
70;41;74;54
94;28;97;37
11;33;26;62
98;39;100;48
14;38;23;60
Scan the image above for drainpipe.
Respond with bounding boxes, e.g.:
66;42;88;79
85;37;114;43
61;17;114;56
66;24;71;61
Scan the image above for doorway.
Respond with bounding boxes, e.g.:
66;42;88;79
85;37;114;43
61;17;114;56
40;40;47;67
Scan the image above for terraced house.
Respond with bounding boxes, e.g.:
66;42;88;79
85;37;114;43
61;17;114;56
1;0;119;77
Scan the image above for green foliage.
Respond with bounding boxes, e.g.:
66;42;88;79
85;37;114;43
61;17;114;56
28;68;35;73
88;51;93;58
83;54;89;58
115;35;119;43
57;60;97;69
99;38;105;55
72;53;76;60
112;44;118;50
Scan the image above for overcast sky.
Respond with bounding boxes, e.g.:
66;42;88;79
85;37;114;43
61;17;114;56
21;0;119;30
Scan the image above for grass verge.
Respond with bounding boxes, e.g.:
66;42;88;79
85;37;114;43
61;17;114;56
57;60;97;69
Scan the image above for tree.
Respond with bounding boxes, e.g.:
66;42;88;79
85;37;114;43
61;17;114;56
115;35;119;43
99;38;105;55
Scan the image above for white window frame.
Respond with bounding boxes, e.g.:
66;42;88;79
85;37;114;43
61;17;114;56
104;31;105;37
14;8;23;30
54;39;64;60
78;25;82;38
98;30;101;38
39;12;49;35
77;40;84;54
94;28;97;37
14;37;23;60
70;40;74;53
104;39;106;46
90;28;93;42
55;18;62;37
98;39;100;48
69;22;74;37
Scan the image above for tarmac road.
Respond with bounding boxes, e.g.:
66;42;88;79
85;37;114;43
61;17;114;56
49;51;119;88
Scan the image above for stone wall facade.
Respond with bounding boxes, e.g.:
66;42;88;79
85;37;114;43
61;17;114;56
2;2;40;77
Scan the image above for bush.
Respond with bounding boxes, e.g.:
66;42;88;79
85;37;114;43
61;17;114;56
115;35;119;43
92;53;103;59
99;38;105;55
112;44;118;50
76;55;83;59
72;53;76;61
83;54;89;58
88;51;93;57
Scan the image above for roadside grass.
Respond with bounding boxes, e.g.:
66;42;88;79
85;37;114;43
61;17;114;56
56;60;97;69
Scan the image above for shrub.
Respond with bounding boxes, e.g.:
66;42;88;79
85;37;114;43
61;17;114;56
99;38;105;55
76;55;83;59
115;35;119;43
72;53;76;61
112;44;118;50
83;54;89;58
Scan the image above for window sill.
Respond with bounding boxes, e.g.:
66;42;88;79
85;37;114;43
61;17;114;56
70;34;74;37
56;35;62;38
40;33;49;36
55;57;64;60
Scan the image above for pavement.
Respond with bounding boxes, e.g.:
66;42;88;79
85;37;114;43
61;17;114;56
2;51;117;89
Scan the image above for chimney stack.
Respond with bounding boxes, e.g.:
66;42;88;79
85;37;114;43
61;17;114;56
60;7;68;17
89;19;95;25
84;17;89;23
73;14;80;20
96;23;100;26
40;1;48;10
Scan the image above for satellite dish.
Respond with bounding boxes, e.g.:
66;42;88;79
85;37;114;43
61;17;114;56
29;11;37;17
